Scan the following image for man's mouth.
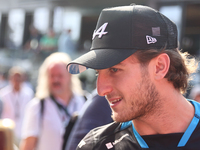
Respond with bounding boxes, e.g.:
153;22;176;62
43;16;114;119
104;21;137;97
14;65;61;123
109;98;122;107
111;98;122;104
53;83;61;87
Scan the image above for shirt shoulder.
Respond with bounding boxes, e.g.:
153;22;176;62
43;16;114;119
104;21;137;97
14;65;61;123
0;85;12;97
76;122;121;150
21;85;34;95
185;116;200;149
73;94;85;104
26;97;43;111
69;93;85;112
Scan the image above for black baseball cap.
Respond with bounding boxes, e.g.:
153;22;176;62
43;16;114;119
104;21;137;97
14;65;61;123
67;4;178;74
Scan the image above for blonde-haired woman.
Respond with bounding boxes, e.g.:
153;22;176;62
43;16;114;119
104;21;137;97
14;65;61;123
20;52;85;150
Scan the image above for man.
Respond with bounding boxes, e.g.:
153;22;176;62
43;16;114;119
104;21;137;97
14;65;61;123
20;52;85;150
67;4;200;150
58;29;75;56
0;67;34;146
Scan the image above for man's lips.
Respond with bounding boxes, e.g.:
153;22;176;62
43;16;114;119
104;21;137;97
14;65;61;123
52;83;61;86
107;97;122;107
110;98;122;104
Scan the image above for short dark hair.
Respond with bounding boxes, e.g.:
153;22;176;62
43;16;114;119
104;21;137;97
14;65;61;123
134;48;198;94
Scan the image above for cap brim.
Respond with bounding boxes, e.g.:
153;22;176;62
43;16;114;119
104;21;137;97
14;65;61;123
67;49;137;74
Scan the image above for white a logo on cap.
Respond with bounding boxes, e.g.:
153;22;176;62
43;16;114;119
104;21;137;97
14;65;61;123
92;22;108;40
146;35;157;44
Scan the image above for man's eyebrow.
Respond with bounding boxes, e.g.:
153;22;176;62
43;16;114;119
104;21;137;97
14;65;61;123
113;62;126;67
95;62;126;72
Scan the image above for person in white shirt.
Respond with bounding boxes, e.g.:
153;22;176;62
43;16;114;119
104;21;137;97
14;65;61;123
20;52;85;150
58;29;75;56
0;67;34;146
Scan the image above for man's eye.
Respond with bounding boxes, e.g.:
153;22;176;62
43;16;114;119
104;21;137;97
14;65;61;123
110;68;118;73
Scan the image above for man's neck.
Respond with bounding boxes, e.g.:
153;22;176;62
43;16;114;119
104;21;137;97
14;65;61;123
13;86;21;93
132;95;195;136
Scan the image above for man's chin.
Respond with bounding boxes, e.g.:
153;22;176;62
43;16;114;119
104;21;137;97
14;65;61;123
51;89;63;96
111;113;131;123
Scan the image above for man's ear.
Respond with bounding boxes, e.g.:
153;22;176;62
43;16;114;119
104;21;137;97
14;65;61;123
154;53;170;80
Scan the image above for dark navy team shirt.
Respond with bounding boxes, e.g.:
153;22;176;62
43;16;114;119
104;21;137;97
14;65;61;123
77;100;200;150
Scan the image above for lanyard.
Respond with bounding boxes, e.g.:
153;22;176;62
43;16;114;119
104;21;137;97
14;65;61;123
50;95;70;117
120;100;200;148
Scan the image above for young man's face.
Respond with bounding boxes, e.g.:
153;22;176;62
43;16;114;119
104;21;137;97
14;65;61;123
48;62;71;96
96;54;160;122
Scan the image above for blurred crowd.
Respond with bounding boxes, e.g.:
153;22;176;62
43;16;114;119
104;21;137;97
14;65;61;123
24;25;76;57
0;49;112;150
0;24;108;149
0;23;199;150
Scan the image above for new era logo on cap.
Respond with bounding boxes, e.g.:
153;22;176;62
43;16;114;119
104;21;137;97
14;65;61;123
146;35;157;44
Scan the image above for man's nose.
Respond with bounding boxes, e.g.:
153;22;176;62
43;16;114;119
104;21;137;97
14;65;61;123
52;75;60;81
97;71;113;97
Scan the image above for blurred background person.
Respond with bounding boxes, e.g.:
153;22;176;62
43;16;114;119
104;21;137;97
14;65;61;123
65;89;113;150
58;29;75;57
24;25;43;52
39;28;58;59
0;118;18;150
39;28;58;52
189;84;200;102
20;52;85;150
0;66;34;146
0;72;8;89
0;99;3;118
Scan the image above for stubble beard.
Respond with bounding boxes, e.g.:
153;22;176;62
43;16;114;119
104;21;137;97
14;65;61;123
111;71;160;123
